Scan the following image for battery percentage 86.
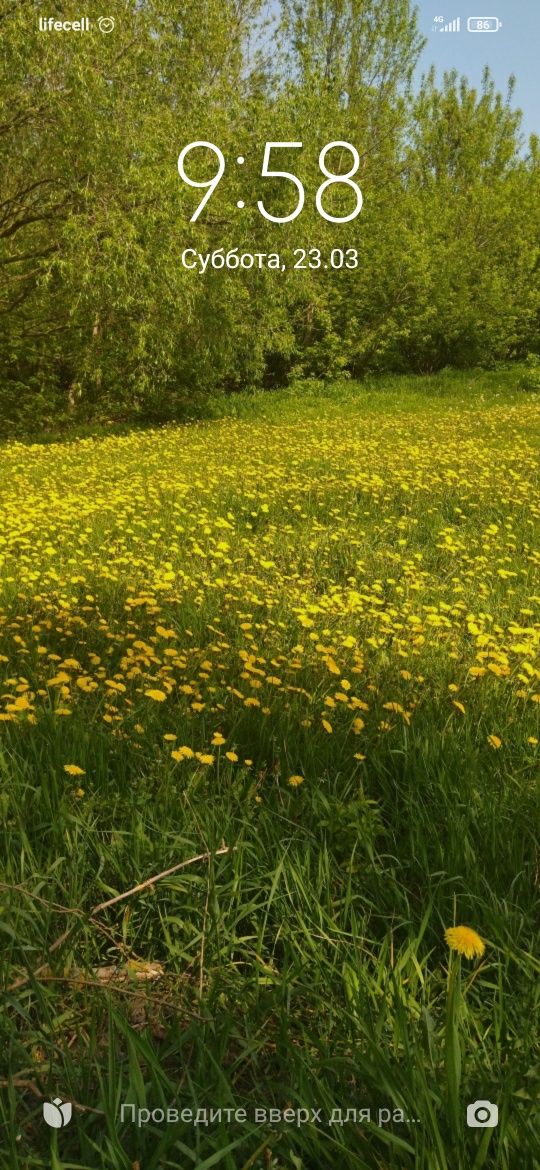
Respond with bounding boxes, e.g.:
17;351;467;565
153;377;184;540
467;17;502;32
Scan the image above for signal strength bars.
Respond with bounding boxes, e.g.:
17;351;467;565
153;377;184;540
440;16;461;31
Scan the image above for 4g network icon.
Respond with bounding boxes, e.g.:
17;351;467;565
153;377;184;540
42;1098;72;1128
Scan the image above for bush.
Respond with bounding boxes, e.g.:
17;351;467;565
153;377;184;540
517;353;540;392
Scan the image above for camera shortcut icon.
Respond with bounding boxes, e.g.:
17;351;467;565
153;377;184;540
466;1100;498;1128
43;1098;72;1128
97;16;115;33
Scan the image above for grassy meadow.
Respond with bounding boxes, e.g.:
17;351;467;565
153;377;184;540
1;370;539;1169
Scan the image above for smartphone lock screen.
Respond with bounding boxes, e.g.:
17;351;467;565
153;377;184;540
0;1;539;1167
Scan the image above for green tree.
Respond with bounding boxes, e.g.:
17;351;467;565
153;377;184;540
0;1;538;432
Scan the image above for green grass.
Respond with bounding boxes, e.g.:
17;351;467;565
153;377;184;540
0;370;539;1168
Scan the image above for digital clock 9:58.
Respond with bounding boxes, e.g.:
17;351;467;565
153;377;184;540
177;141;363;224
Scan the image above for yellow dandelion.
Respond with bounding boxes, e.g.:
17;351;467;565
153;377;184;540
144;689;167;702
487;734;502;750
171;745;194;761
156;626;176;639
211;732;226;746
63;764;85;777
196;753;215;765
445;925;485;960
225;751;238;762
288;774;304;787
8;695;33;712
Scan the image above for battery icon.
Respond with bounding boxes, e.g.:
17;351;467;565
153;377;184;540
467;17;502;31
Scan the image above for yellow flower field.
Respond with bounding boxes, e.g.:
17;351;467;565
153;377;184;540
0;390;539;773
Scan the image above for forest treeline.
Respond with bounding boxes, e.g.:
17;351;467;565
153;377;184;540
1;0;539;432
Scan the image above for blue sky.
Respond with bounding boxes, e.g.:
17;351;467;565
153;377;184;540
416;0;539;140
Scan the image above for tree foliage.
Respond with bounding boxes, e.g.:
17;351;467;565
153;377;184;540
0;0;538;431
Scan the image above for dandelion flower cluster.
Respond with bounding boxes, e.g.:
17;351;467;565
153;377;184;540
0;397;538;781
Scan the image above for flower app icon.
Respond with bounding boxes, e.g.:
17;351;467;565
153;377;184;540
42;1098;72;1128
